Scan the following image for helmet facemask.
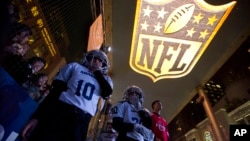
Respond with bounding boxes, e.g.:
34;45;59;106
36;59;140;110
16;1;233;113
123;86;144;110
82;50;109;74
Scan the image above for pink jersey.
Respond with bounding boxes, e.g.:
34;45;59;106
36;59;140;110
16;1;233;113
151;112;169;141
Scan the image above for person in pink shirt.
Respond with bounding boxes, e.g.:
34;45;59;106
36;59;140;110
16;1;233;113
151;100;170;141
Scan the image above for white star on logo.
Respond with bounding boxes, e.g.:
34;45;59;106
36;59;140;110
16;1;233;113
186;27;196;37
154;22;162;33
157;7;167;19
143;5;153;17
141;21;149;31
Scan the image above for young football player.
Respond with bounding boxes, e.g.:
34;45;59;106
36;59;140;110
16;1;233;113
21;49;113;141
110;85;154;141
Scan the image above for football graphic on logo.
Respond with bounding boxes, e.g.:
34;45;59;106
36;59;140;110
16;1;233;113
164;4;195;33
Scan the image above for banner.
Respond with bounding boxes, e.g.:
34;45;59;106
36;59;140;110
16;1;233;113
87;14;104;51
0;67;38;141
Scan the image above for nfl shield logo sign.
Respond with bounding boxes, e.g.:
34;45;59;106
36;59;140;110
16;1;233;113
130;0;236;82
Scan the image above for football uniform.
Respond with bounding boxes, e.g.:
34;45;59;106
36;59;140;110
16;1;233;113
111;101;151;141
56;62;113;116
22;50;113;141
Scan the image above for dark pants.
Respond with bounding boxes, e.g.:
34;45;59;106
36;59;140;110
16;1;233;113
28;100;92;141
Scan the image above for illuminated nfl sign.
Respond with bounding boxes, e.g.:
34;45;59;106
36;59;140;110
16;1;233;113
130;0;236;82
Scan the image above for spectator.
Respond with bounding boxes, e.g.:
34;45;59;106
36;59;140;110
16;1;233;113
36;84;51;104
8;22;32;45
30;73;48;90
4;22;32;55
0;22;32;64
22;73;49;101
151;100;169;141
110;85;154;141
4;42;30;56
21;49;113;141
2;55;46;85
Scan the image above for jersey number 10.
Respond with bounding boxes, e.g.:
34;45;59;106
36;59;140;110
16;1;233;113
75;80;95;100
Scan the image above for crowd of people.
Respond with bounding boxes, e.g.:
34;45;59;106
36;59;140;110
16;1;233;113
0;1;50;103
19;49;170;141
0;1;170;141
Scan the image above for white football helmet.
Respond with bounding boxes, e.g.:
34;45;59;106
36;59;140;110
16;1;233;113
123;85;144;105
82;49;109;74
